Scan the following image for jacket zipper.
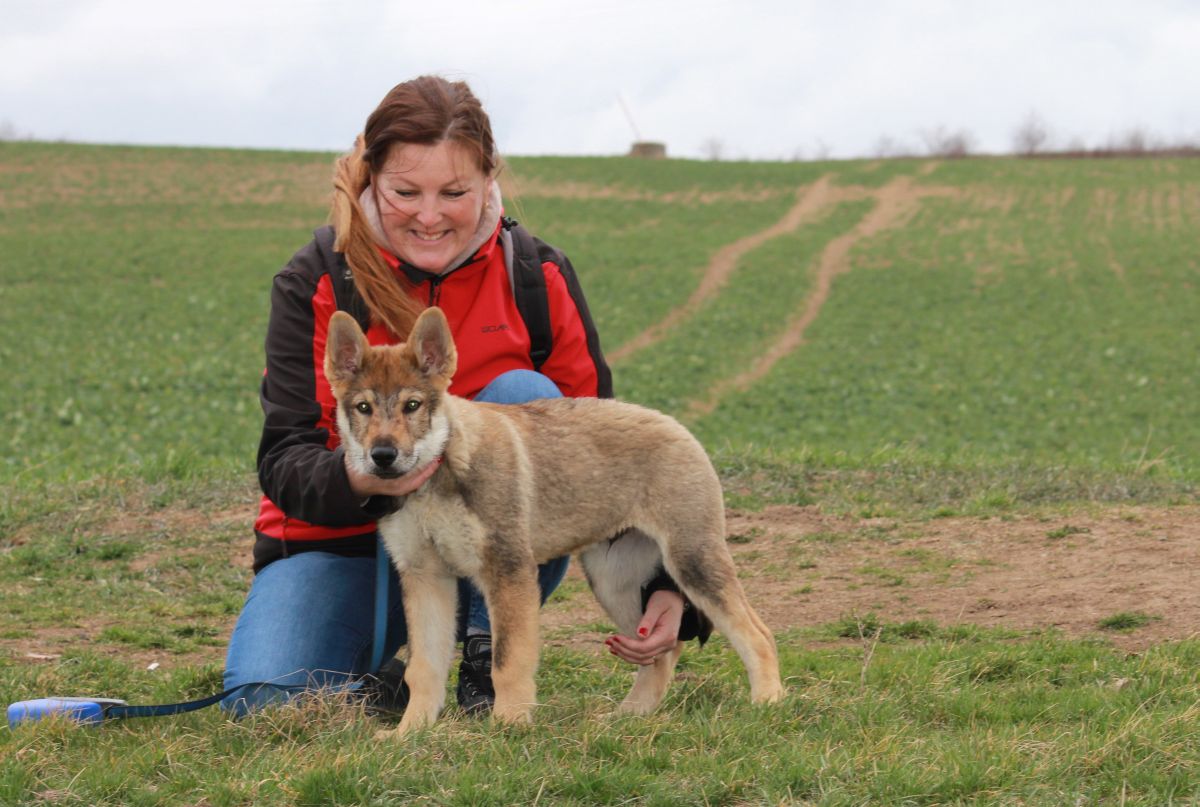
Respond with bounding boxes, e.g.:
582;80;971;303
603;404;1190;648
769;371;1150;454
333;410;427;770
428;276;444;307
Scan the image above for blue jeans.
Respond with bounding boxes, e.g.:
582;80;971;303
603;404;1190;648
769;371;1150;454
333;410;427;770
222;370;570;716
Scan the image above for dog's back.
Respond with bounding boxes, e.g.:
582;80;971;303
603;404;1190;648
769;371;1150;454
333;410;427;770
443;395;725;563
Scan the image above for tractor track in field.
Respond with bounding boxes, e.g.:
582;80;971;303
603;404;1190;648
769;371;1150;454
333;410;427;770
686;174;960;418
608;174;859;364
602;164;961;418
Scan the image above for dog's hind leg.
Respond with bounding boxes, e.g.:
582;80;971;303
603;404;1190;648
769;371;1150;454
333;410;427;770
479;549;542;725
663;542;784;705
387;567;459;737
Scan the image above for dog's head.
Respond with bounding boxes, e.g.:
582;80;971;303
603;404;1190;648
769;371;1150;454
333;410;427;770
324;307;457;478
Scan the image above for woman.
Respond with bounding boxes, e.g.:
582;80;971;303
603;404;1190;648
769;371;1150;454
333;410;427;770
222;76;701;717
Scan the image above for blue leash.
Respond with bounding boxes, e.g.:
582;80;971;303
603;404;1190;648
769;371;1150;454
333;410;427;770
370;536;390;673
8;539;393;729
8;690;236;726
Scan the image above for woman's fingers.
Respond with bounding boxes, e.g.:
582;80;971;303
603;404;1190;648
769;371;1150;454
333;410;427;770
346;455;442;498
607;590;686;665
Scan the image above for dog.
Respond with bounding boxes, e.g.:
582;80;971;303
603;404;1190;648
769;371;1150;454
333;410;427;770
324;306;784;735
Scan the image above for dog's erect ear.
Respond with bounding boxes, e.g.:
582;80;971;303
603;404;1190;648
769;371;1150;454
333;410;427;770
325;311;368;386
407;307;458;380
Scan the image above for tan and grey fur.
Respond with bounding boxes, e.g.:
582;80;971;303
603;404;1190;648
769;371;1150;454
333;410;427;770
325;307;783;736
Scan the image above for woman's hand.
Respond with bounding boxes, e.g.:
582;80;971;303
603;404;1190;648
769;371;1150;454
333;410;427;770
605;589;685;665
345;455;441;499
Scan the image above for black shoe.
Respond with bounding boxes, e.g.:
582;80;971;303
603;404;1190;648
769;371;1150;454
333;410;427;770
363;657;409;716
456;634;495;715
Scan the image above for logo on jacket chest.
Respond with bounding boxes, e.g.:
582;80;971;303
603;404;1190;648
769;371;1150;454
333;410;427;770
480;323;511;334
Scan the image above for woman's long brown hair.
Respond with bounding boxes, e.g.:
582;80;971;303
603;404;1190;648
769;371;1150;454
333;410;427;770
329;76;497;340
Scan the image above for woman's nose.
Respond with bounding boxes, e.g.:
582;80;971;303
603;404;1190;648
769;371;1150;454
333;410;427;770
414;198;441;227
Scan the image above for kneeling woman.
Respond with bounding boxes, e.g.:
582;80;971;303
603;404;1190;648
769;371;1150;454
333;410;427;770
222;75;704;716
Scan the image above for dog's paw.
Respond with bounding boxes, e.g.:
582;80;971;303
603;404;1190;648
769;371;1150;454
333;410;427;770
491;703;534;725
614;697;657;717
750;681;786;704
381;703;440;737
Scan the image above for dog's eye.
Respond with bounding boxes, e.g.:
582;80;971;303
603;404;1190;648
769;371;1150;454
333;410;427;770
355;401;373;415
403;399;422;413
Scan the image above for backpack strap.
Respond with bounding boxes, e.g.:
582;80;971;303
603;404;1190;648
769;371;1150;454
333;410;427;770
501;216;553;371
316;225;372;330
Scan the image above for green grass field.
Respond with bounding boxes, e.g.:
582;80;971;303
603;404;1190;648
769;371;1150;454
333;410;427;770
2;142;1199;804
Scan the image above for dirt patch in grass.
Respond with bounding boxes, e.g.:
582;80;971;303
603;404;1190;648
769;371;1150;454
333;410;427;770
542;504;1200;655
7;501;1197;672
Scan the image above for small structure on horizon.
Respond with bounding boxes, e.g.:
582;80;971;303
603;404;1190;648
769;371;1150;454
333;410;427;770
628;141;667;159
618;94;666;159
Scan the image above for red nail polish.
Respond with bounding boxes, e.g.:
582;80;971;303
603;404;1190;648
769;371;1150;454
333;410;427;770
638;627;648;637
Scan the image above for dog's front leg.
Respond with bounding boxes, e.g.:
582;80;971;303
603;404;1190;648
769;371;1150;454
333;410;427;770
481;563;541;725
384;568;458;738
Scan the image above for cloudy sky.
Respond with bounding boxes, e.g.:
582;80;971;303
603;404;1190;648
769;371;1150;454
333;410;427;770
3;0;1198;160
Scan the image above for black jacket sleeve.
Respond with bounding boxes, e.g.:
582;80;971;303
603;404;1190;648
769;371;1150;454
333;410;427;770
256;266;399;526
537;241;613;400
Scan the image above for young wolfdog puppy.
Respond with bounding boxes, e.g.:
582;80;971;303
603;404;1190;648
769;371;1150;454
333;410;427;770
325;307;783;736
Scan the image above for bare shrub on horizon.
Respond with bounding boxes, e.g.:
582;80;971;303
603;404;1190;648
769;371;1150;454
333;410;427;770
1028;126;1200;159
872;135;917;159
920;125;976;158
0;120;31;141
1012;111;1052;156
700;137;726;161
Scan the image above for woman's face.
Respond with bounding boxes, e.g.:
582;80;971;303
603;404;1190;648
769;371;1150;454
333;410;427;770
373;140;492;273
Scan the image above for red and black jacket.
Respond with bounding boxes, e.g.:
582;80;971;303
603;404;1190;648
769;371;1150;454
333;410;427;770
252;220;610;571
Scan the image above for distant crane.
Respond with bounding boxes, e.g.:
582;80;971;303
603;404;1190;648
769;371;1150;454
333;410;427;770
619;93;666;159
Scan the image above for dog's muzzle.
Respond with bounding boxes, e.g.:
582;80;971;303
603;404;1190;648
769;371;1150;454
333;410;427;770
370;445;401;477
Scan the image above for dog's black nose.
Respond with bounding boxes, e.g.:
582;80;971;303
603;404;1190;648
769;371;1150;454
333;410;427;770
370;446;399;468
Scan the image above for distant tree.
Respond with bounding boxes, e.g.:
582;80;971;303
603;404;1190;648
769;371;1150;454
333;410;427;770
920;125;976;158
0;120;21;141
1012;111;1051;156
1112;127;1150;154
872;135;914;159
1167;132;1200;154
700;137;725;161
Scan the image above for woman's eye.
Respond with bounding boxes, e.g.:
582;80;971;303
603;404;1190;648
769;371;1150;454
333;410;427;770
443;190;466;199
355;401;373;414
404;399;422;413
393;189;417;199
